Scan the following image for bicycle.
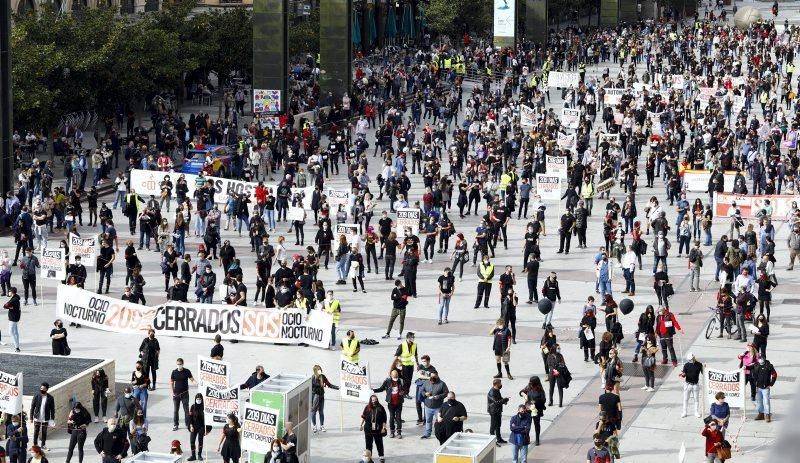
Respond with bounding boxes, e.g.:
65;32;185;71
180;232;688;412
704;306;739;340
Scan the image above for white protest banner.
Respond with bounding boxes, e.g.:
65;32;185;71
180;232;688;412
731;76;747;88
326;188;350;207
556;133;576;151
535;174;561;201
732;95;746;115
545;155;568;179
682;170;736;193
561;108;581;129
547;71;580;89
287;206;305;222
56;285;333;348
340;359;371;403
395;208;421;231
604;88;625;105
40;248;66;280
647;111;664;134
129;170;316;212
520;105;536;128
698;87;716;110
598;133;620;146
705;367;746;409
241;402;280;453
203;384;241;426
671;74;685;89
0;370;23;415
713;193;799;220
69;233;97;266
198;356;232;390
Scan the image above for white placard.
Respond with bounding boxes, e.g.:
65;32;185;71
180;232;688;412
671;74;685;89
545;155;568;179
535;174;561;200
547;71;580;89
705;367;746;409
561;108;581;129
520;104;536;128
287;206;305;222
0;371;23;415
203;384;241;426
396;208;421;231
604;88;625;105
241;402;280;453
556;133;576;151
340;359;371;403
198;356;231;390
69;233;97;266
326;188;350;207
40;248;66;280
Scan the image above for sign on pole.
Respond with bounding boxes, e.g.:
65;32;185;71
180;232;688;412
547;71;580;88
0;370;23;415
241;402;280;453
203;384;241;426
340;360;370;403
535;174;561;201
705;367;746;409
40;248;66;280
253;89;281;114
395;208;421;231
69;233;97;266
520;105;536;128
198;356;232;390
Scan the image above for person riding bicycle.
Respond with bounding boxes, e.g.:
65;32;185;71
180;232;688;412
715;288;734;338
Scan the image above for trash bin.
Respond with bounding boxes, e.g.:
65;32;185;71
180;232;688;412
434;432;496;463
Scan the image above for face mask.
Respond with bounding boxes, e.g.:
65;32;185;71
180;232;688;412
556;348;561;353
177;364;184;370
11;421;19;427
125;393;131;398
108;425;116;432
136;366;142;371
40;389;47;394
273;447;280;452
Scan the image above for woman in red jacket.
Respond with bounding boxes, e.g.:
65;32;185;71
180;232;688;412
701;421;726;462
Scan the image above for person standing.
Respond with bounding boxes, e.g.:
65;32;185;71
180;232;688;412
91;369;110;423
586;437;613;463
701;421;725;463
486;379;509;444
546;345;568;407
3;287;21;352
50;319;69;356
437;268;455;324
474;255;495;309
752;355;777;422
341;330;361;364
5;414;28;463
65;402;92;463
491;318;513;380
509;403;532;462
310;365;338;433
322;290;341;350
373;369;405;439
384;281;408;339
93;418;127;463
622;245;637;295
19;248;39;305
556;209;575;254
414;356;437;426
541;272;561;328
30;382;55;450
360;395;387;463
436;392;468;444
138;329;160;390
170;358;197;431
688;240;703;292
524;253;540;304
680;352;704;418
217;414;241;463
420;372;448;439
656;306;683;366
393;332;418;398
187;393;205;461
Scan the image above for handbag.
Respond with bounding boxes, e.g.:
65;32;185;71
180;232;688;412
703;415;714;425
716;447;731;460
643;355;656;368
502;351;511;363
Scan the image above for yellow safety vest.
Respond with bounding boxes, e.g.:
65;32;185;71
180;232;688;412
399;341;417;366
342;337;359;363
326;299;341;325
479;263;495;283
499;173;511;190
444;58;452;69
581;182;594;199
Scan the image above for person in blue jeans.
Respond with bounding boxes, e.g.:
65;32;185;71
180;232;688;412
509;404;532;463
420;372;448;439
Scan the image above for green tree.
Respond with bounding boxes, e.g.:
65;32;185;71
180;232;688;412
289;9;320;58
426;0;492;38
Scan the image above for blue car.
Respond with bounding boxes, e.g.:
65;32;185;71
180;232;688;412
182;144;234;176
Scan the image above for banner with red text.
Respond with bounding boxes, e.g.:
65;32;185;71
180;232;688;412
713;193;799;220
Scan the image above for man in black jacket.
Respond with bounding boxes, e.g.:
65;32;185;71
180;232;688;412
3;287;22;351
752;356;778;422
94;418;128;463
714;235;728;281
30;382;55;449
315;223;334;269
487;378;509;444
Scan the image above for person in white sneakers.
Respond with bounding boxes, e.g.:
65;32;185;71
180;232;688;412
680;352;704;418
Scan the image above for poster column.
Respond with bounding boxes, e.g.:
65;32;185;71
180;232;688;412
525;0;548;45
493;0;516;49
600;0;619;27
0;0;12;196
253;0;288;117
320;0;353;103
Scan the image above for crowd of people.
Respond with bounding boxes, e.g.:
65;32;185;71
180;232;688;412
1;2;797;462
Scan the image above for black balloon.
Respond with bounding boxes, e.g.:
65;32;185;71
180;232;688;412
538;298;553;315
619;298;634;315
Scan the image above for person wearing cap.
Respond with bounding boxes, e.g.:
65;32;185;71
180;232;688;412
29;382;54;450
680;352;704;418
